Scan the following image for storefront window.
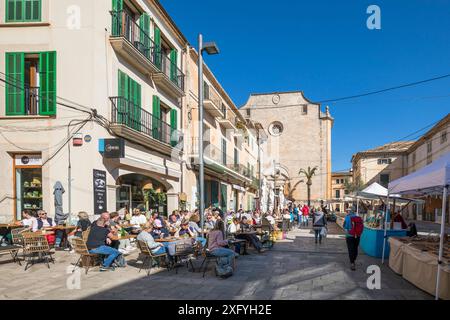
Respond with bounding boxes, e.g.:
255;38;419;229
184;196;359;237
14;154;43;221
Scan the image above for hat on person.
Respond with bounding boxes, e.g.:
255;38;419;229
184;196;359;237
154;219;163;228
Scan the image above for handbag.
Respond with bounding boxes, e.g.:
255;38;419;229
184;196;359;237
320;226;327;238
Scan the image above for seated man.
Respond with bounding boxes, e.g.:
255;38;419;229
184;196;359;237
130;209;147;231
151;219;169;239
37;210;57;246
168;213;181;236
204;214;216;231
178;220;207;248
238;217;264;253
137;223;166;256
86;217;121;272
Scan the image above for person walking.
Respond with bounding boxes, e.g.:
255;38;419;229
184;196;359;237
312;208;327;244
302;204;310;227
343;207;364;271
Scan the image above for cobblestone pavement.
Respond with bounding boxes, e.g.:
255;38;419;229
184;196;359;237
0;223;433;300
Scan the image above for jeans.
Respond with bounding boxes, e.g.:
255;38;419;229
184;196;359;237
55;230;64;247
211;247;238;259
303;216;309;226
90;245;121;267
196;237;207;248
346;237;361;264
314;229;322;243
298;214;302;227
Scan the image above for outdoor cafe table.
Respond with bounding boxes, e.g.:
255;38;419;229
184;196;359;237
111;234;137;241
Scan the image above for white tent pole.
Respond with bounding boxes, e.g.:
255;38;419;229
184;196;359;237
382;195;390;264
356;198;360;215
435;185;448;300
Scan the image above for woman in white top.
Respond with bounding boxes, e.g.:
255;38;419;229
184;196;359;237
21;210;38;232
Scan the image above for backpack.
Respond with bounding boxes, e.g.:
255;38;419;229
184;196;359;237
349;216;364;238
112;254;127;268
215;256;233;279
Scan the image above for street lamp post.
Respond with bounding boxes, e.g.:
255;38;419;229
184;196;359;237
198;34;219;230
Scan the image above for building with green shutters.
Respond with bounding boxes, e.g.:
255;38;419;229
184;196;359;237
0;0;188;221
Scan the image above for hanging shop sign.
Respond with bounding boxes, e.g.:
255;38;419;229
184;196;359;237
233;184;246;192
73;133;83;146
98;138;125;159
84;135;92;143
93;169;107;216
15;154;42;166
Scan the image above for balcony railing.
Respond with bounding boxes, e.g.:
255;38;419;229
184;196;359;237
159;53;185;91
190;138;252;179
110;10;159;68
110;96;182;147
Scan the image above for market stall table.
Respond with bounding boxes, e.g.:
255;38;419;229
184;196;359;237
360;226;407;259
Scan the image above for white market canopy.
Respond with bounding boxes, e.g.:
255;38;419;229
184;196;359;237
354;182;420;204
388;151;450;195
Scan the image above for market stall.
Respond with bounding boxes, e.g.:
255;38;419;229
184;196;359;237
348;183;420;259
387;151;450;300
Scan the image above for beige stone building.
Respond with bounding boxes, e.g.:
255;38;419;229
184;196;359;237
240;91;333;207
330;171;352;212
351;141;413;188
0;0;188;222
182;48;264;212
404;114;449;222
351;113;449;223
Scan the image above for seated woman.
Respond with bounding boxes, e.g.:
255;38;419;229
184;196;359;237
67;211;91;251
20;210;37;232
208;220;238;277
392;211;408;230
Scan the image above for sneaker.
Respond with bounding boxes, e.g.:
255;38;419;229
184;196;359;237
99;267;111;272
118;248;127;254
351;263;356;271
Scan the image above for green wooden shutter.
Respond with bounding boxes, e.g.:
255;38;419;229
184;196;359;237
152;95;161;140
117;69;128;124
39;51;56;116
5;52;25;115
220;184;227;212
154;25;161;69
170;109;178;147
170;49;178;83
24;0;41;21
129;79;141;131
139;13;151;59
222;139;227;165
211;181;219;208
6;0;23;22
111;0;123;36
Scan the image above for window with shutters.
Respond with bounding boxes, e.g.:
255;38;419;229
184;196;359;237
6;0;41;22
117;70;141;131
441;131;447;144
5;51;56;116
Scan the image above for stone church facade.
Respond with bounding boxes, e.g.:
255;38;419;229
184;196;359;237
240;91;333;205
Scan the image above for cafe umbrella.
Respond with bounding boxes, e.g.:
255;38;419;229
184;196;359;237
53;181;68;225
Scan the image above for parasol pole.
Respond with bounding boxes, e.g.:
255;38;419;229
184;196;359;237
435;185;448;300
381;194;390;264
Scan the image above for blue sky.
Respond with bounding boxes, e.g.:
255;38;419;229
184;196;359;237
161;0;450;171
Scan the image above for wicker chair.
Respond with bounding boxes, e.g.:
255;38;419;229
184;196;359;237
0;227;24;265
82;227;90;242
136;240;169;276
173;242;195;274
71;237;100;275
22;232;55;270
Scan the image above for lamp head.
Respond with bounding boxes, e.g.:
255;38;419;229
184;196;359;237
202;42;220;55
